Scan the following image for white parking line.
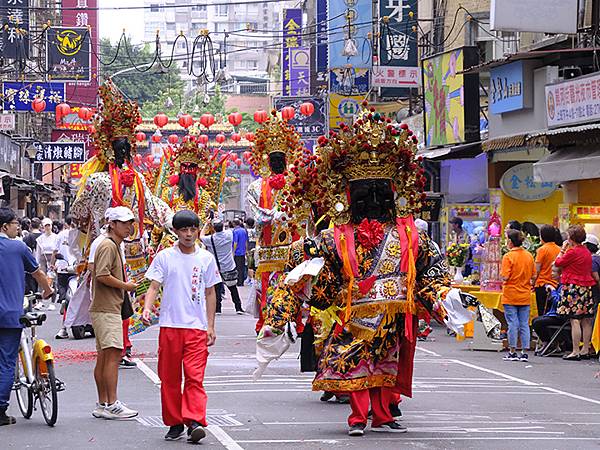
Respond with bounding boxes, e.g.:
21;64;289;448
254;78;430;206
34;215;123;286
133;358;245;450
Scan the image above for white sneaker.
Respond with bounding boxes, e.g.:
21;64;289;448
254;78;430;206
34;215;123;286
103;400;138;420
47;304;56;311
33;302;44;311
92;403;106;418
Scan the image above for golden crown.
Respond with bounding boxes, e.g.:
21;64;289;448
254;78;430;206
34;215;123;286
248;110;303;177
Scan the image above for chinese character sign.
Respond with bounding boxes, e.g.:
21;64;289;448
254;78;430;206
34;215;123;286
0;113;15;131
2;82;66;112
273;97;326;139
289;47;310;96
328;0;373;69
314;0;329;93
34;142;87;163
0;0;29;59
380;0;417;67
47;27;92;82
372;66;419;88
282;9;302;97
500;163;557;202
545;71;600;128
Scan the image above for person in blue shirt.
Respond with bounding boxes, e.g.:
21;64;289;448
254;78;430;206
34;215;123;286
0;208;53;426
231;219;248;287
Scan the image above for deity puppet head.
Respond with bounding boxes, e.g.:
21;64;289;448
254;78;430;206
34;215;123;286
349;179;395;224
268;151;286;175
169;140;215;203
178;162;199;202
112;137;132;169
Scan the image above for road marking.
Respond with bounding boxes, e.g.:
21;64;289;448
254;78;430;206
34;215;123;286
133;358;161;385
134;357;245;450
234;437;600;443
416;346;442;357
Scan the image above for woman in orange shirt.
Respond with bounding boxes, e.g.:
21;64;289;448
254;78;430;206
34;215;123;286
501;230;536;362
533;225;562;315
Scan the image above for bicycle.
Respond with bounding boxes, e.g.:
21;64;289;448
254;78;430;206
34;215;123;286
12;293;65;426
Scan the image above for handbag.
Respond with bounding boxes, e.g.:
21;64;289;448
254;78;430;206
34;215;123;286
210;235;238;287
107;237;134;320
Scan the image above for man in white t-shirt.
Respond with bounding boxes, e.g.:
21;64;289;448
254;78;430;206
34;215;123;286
143;210;220;443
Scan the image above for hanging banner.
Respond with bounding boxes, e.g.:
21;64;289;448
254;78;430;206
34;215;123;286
273;97;326;139
330;68;370;95
380;0;418;67
313;0;329;94
328;0;373;69
545;71;600;128
62;0;100;108
0;0;29;59
47;27;92;82
289;47;311;96
282;8;303;97
2;82;66;112
34;142;87;163
372;66;420;88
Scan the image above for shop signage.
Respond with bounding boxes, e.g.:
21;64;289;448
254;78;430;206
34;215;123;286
313;0;329;93
372;65;420;88
282;8;302;97
330;68;370;95
572;205;600;221
545;71;600;128
328;0;372;69
273;97;326;139
288;47;310;96
34;142;86;163
419;196;442;222
490;61;531;114
2;81;65;112
328;94;362;129
47;26;91;82
500;163;557;201
0;0;29;59
0;113;15;131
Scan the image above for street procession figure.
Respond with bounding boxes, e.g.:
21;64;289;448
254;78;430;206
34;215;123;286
246;110;304;333
256;102;456;436
68;80;173;335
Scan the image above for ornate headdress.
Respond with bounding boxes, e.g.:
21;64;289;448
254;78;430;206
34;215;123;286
167;139;217;196
284;101;426;225
92;80;142;164
248;110;304;177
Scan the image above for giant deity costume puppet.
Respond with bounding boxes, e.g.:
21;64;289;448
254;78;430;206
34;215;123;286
67;80;173;335
256;104;459;435
246;110;304;333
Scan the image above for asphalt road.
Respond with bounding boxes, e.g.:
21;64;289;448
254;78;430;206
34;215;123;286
5;285;600;449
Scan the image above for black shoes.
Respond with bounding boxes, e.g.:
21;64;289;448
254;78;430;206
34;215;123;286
164;424;185;441
320;391;335;402
0;409;16;426
389;403;402;420
348;423;366;436
563;353;581;361
371;421;408;433
187;421;206;443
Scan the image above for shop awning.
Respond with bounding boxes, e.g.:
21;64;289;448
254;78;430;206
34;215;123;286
533;148;600;183
418;142;482;160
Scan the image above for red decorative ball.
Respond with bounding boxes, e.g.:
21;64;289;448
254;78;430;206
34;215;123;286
198;134;209;145
228;112;243;127
168;134;179;144
197;178;208;188
168;174;180;186
32;98;46;113
231;132;241;143
199;113;215;129
154;112;169;128
253;110;268;124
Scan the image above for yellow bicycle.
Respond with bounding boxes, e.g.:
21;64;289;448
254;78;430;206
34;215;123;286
12;294;64;426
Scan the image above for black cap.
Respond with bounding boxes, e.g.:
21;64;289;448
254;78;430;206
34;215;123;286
449;217;463;227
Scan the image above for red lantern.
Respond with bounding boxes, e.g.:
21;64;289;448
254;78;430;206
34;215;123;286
231;132;241;143
78;107;93;121
228;112;243;127
281;106;295;121
168;134;179;144
199;113;215;129
154;112;169;128
253;110;268;124
300;102;315;117
56;102;71;118
145;154;154;166
245;132;255;142
198;134;209;145
135;132;146;142
242;151;252;160
235;159;242;167
178;114;194;129
32;98;46;113
151;134;162;143
228;153;237;161
215;134;226;144
133;154;143;166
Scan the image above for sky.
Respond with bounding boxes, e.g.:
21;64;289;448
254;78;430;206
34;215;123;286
98;0;145;43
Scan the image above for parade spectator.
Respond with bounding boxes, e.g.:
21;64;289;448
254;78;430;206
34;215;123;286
144;210;220;443
449;216;467;244
533;225;561;315
35;218;58;274
583;234;600;308
501;230;535;362
0;208;53;426
90;207;138;420
245;217;257;281
532;267;569;355
555;225;596;361
19;217;30;239
522;221;540;238
200;219;244;314
23;218;42;294
232;219;248;286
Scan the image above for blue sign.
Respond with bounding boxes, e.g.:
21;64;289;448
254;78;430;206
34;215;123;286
282;9;303;97
273;96;327;139
314;0;329;92
2;82;65;112
500;163;557;202
289;47;310;96
330;68;369;95
490;61;526;114
328;0;373;69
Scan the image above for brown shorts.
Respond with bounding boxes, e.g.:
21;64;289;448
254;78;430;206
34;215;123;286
90;312;123;351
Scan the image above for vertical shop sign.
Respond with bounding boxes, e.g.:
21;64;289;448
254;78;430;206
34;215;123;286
0;0;29;59
282;9;302;97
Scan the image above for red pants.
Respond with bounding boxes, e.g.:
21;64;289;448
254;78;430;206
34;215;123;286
158;327;209;427
122;319;132;357
348;387;393;427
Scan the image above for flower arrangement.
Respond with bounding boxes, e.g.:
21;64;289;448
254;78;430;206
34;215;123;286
447;242;470;267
